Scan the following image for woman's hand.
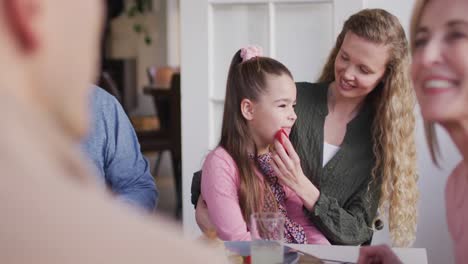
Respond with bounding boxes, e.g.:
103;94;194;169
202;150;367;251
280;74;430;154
357;245;402;264
195;196;216;234
270;133;320;210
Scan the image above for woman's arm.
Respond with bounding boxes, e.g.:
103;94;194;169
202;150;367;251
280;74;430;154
271;135;380;245
201;150;251;241
195;196;216;234
270;135;320;210
303;163;381;245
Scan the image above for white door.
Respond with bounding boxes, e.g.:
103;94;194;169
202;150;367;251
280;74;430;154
180;0;365;238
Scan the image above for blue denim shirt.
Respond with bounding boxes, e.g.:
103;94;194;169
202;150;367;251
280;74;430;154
81;87;158;212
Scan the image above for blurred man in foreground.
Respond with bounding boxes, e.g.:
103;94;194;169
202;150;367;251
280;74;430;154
0;0;225;263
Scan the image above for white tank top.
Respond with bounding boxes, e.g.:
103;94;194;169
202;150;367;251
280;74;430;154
323;142;340;167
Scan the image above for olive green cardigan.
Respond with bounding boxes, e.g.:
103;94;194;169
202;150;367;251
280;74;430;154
292;82;381;245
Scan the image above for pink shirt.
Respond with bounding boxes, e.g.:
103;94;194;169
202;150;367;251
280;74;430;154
201;147;329;244
445;163;468;264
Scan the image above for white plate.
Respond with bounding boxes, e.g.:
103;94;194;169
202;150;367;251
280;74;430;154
224;241;299;264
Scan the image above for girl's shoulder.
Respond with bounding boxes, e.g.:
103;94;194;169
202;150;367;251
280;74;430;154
206;146;233;161
203;146;237;171
202;147;240;186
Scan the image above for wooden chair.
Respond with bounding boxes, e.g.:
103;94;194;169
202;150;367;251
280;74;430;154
137;73;182;219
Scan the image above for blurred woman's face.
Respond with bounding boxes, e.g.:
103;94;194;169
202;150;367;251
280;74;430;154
34;0;104;140
333;32;389;101
411;0;468;124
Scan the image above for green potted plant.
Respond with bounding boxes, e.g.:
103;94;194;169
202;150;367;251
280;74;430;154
127;0;153;45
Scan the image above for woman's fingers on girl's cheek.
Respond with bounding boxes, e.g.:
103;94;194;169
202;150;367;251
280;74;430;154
270;161;284;179
274;140;288;158
274;149;293;172
278;137;301;168
275;156;296;183
273;142;295;171
284;157;295;173
272;154;286;173
283;136;301;161
270;161;279;174
291;149;300;164
282;136;294;153
272;162;292;186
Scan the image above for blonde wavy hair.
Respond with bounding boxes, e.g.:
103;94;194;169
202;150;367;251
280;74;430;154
410;0;441;166
318;9;419;247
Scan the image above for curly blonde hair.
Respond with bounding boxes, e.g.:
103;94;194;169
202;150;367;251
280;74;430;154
318;9;419;247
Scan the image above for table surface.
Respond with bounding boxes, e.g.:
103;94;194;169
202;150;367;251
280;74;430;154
286;244;428;264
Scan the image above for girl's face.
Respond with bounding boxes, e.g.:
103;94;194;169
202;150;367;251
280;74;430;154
333;32;389;100
248;74;297;152
411;0;468;124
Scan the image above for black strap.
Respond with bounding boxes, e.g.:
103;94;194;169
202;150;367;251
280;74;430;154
191;170;202;208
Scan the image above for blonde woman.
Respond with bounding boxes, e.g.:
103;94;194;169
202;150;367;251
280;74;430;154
271;8;418;247
359;0;468;263
194;8;418;247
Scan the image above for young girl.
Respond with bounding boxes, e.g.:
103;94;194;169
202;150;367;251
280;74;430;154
201;45;329;244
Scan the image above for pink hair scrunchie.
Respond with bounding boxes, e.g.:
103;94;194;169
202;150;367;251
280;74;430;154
240;45;263;62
